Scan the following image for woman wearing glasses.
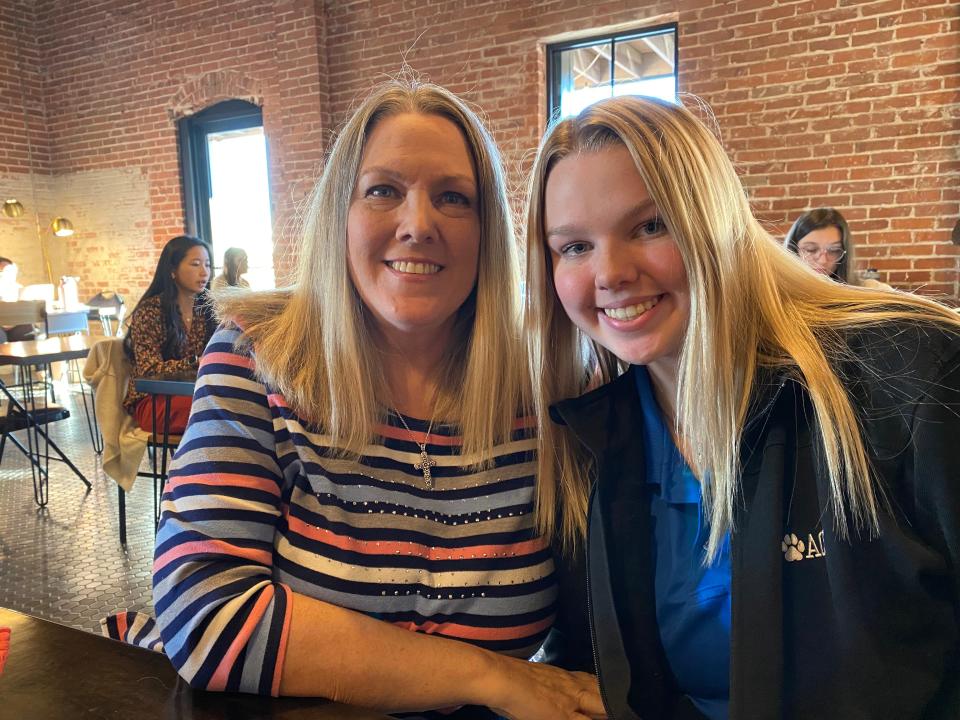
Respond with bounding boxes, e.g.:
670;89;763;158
784;207;891;289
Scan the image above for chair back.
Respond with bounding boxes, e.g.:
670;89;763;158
0;300;45;328
86;292;126;337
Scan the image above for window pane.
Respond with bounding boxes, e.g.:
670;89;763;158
551;27;677;118
557;41;614;118
206;126;275;289
612;33;676;103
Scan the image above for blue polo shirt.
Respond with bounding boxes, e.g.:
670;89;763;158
634;366;731;720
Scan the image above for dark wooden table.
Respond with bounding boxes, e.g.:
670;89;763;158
0;335;93;366
0;336;94;505
0;607;391;719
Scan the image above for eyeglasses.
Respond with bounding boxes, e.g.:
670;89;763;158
798;245;846;261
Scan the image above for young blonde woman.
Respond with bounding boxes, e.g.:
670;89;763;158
524;96;960;719
151;80;603;720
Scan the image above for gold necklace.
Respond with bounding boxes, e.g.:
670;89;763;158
394;410;437;489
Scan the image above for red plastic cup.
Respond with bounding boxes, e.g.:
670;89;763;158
0;627;9;674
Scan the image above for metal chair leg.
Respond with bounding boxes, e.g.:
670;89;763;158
118;484;126;546
78;374;103;454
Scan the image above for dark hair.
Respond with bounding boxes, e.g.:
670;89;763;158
0;257;12;266
222;247;248;286
124;236;216;361
783;207;854;283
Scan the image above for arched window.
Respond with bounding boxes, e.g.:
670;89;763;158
178;99;274;289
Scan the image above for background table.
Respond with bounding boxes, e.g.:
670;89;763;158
0;607;391;719
0;336;94;505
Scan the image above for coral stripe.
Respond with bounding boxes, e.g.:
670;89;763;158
201;351;256;370
166;473;280;496
512;415;536;430
208;586;276;690
115;613;128;643
267;393;288;409
392;614;554;641
377;423;462;446
287;515;547;560
154;540;273;573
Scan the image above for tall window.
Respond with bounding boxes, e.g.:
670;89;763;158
548;25;678;119
179;100;275;289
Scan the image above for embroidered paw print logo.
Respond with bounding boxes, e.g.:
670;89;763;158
781;534;805;562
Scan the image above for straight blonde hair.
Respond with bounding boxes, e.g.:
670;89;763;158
525;95;960;558
217;79;525;461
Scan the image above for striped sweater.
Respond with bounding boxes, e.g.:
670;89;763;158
153;326;556;710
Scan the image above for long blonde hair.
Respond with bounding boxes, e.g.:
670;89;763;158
218;79;525;460
525;96;960;558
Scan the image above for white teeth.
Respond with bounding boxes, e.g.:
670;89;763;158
388;261;441;275
603;296;661;320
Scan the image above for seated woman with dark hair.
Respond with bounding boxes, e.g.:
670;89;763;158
122;235;217;434
783;207;892;289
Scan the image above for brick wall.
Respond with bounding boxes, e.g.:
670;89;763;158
0;0;51;285
1;0;957;302
0;0;49;176
324;0;958;295
680;0;959;295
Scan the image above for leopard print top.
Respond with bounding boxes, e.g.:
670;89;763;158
122;295;214;414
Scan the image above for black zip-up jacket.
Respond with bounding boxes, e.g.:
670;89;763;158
550;323;960;720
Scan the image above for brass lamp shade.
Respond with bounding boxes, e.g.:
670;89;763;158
2;199;24;218
51;217;74;237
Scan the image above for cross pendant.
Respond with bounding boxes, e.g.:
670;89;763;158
414;447;437;489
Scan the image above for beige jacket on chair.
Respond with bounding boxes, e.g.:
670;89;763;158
82;338;148;491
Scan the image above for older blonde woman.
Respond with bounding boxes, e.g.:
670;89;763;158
152;81;602;720
524;96;960;719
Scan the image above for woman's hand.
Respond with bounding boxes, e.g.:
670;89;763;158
486;653;606;720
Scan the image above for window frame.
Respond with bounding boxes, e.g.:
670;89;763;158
546;23;680;121
178;99;265;247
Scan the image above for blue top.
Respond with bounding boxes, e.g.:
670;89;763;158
634;366;731;720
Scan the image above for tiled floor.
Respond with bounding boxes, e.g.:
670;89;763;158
0;380;157;634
